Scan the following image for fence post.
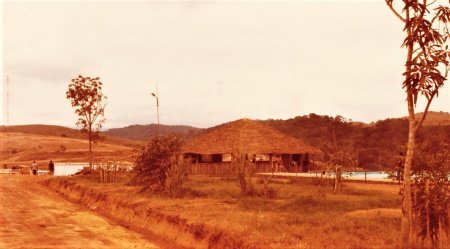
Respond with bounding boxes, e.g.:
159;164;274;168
425;179;431;245
114;164;117;182
364;171;367;184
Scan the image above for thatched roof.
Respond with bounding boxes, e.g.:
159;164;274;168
183;119;320;155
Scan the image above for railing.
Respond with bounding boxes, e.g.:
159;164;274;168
0;169;12;174
188;163;275;177
95;162;120;183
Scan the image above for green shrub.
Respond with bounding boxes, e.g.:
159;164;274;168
131;134;186;194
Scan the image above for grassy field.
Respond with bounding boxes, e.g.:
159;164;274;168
65;174;402;249
0;132;137;166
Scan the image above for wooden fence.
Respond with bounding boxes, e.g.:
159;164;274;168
188;163;273;177
96;162;119;183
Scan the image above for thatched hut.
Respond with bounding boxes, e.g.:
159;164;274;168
183;119;320;175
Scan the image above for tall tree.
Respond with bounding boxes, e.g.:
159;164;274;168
385;1;450;247
66;75;107;168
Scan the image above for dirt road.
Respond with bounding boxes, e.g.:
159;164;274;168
0;175;159;249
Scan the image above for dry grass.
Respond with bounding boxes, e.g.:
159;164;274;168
60;174;402;249
0;132;136;166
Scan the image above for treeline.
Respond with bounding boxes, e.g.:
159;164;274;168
102;112;449;170
263;113;450;170
106;124;202;141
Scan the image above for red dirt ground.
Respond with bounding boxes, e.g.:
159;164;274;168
0;175;158;249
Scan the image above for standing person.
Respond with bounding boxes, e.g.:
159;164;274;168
48;160;54;175
31;161;38;175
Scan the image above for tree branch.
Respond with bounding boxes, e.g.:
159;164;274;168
415;64;449;132
414;90;437;133
386;0;407;23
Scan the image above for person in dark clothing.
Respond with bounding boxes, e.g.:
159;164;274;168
48;160;54;175
31;161;38;175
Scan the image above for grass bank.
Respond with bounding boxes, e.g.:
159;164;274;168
42;174;402;249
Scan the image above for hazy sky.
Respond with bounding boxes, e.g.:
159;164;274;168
2;1;449;129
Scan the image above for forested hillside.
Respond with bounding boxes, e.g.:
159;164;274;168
101;111;449;170
105;124;202;141
264;112;449;170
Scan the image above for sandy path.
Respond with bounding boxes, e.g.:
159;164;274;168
0;175;159;249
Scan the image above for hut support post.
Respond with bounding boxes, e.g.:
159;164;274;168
292;154;297;176
270;154;274;176
312;154;315;171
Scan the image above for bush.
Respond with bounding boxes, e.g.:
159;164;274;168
59;145;67;152
411;142;449;247
165;156;190;197
131;134;186;194
230;153;257;196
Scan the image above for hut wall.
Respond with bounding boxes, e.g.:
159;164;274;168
302;153;310;172
188;163;232;177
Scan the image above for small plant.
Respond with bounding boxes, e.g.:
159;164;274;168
11;148;18;154
410;142;449;248
261;182;277;199
165;156;190;197
230;153;257;196
412;176;449;248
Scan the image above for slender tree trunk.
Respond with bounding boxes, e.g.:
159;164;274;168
402;93;415;248
401;8;415;248
89;125;93;169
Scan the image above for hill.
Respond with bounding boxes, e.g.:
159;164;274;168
0;124;142;147
0;125;142;167
0;132;135;167
2;111;447;169
403;111;450;126
105;124;202;141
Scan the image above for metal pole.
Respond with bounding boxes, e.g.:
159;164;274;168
156;96;159;125
156;82;159;126
151;90;160;126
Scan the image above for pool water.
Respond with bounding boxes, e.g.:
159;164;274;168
54;163;89;176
